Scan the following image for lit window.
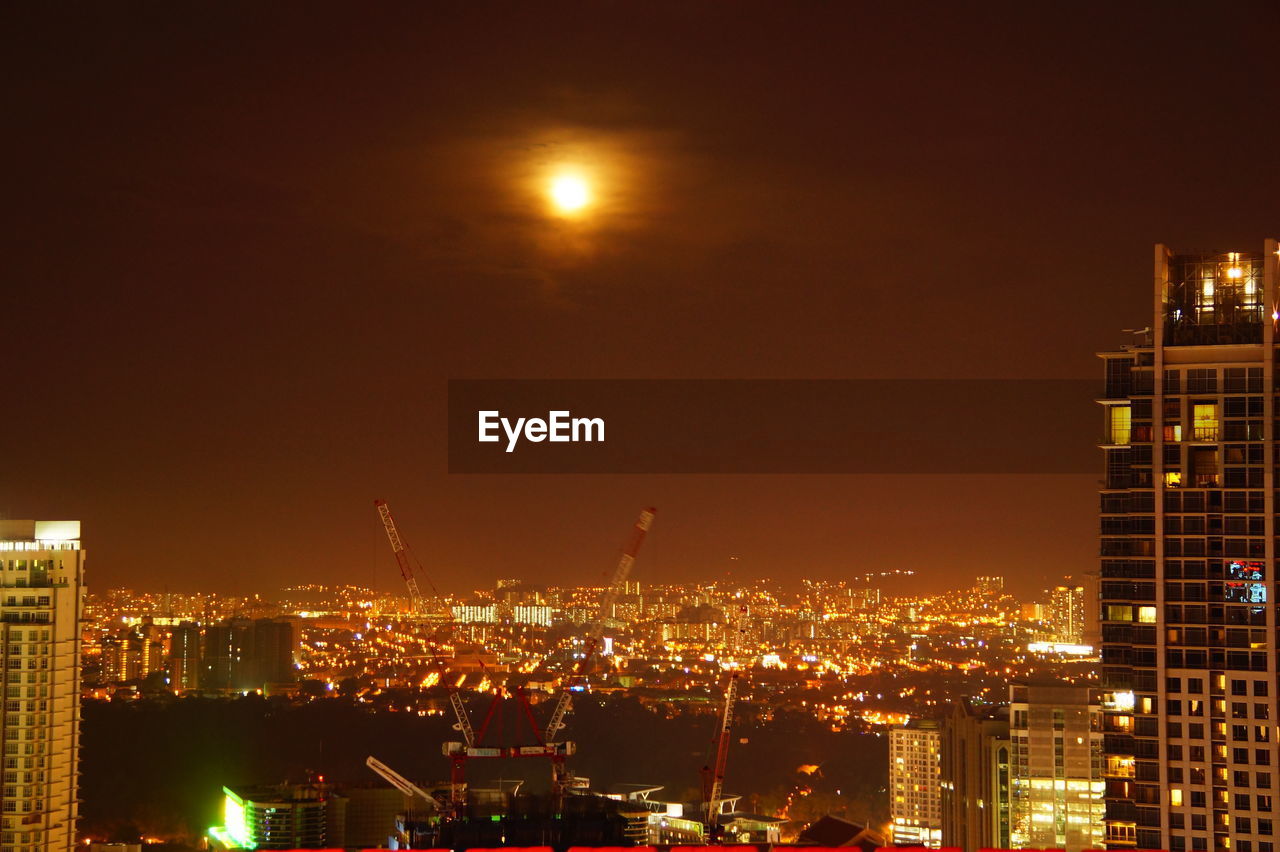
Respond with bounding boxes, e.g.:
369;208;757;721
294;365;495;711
1172;788;1184;807
1165;471;1183;487
1106;605;1133;622
1137;606;1157;623
1193;403;1218;441
1110;406;1131;445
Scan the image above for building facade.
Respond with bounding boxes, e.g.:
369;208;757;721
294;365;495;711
212;784;334;850
1046;584;1087;645
168;622;201;691
201;618;296;692
940;697;1010;852
1099;242;1280;852
890;718;943;847
1008;683;1105;852
0;520;84;852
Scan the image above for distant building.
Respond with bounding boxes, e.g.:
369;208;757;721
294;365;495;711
451;604;497;624
974;576;1004;597
211;783;336;850
1045;583;1086;644
0;519;85;852
849;587;881;610
798;814;886;851
1007;683;1105;852
512;605;552;627
940;698;1010;852
201;618;296;691
99;623;164;684
890;718;943;847
168;621;201;690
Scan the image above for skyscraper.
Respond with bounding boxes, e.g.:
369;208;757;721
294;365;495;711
201;618;297;692
1046;583;1087;645
940;697;1010;852
168;621;202;691
1007;683;1105;852
0;520;85;852
1099;242;1280;852
975;576;1005;597
890;718;943;847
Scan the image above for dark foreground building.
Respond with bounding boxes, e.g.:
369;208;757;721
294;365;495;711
1099;241;1280;852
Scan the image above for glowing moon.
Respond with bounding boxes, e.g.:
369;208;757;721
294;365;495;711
549;173;591;214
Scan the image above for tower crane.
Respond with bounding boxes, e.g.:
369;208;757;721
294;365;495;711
442;684;573;816
543;507;656;747
374;499;435;616
702;601;749;837
702;671;740;835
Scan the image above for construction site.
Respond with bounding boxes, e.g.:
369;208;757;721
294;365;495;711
357;503;788;850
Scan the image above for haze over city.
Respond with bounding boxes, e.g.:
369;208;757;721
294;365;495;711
7;3;1280;595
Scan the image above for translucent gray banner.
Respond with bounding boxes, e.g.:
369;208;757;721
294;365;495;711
448;379;1100;474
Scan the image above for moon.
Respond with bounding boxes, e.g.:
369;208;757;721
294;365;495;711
549;173;591;214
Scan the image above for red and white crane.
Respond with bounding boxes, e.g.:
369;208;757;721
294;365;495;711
374;499;435;616
543;507;656;748
702;601;749;836
702;671;740;833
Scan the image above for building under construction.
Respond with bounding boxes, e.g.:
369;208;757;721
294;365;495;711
361;506;789;849
384;779;782;850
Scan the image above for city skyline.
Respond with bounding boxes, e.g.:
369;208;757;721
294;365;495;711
10;3;1280;850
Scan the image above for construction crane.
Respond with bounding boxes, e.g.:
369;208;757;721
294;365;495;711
366;755;438;811
702;601;749;837
374;499;433;616
543;507;656;747
442;685;574;816
702;670;740;836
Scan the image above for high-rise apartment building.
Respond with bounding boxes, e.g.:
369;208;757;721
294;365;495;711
0;520;85;852
201;618;297;692
1099;242;1280;852
940;698;1010;852
450;605;497;624
512;605;552;627
1047;584;1087;645
168;621;201;691
890;718;943;847
975;576;1005;597
1008;683;1105;852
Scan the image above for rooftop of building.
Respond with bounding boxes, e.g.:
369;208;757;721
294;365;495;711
0;520;80;543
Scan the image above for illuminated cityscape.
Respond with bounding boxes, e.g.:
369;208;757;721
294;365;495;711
8;2;1279;850
81;572;1097;717
73;558;1104;847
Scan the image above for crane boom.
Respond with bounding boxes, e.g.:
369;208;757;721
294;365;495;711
544;507;655;745
366;755;438;809
374;499;425;615
450;690;476;748
703;601;749;835
704;671;739;828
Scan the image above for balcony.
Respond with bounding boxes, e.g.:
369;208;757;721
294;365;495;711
1193;426;1220;442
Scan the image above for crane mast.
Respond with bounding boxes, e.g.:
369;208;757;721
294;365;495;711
703;600;749;837
374;499;425;615
544;507;656;746
703;671;740;833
